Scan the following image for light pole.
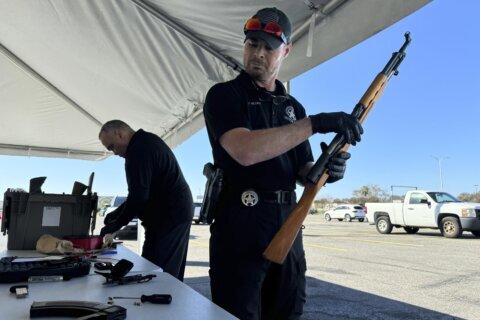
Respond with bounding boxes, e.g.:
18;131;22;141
431;155;449;191
475;184;479;194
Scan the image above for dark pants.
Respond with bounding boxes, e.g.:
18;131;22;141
142;220;192;281
209;197;306;320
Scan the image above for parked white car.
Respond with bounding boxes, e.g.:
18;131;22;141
192;202;203;224
104;196;127;216
324;204;366;222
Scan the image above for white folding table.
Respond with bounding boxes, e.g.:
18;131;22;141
0;245;237;319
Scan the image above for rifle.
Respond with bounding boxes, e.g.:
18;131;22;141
263;32;411;264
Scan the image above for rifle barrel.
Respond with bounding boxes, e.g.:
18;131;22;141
382;32;411;77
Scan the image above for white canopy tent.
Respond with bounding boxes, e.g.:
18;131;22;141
0;0;431;160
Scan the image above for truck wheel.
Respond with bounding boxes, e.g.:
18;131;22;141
358;218;364;222
440;217;463;238
344;214;351;222
376;216;393;234
403;227;419;234
471;230;480;237
325;214;331;221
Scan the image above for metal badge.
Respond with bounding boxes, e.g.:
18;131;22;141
241;190;259;207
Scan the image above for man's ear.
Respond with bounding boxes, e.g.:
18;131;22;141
283;43;292;59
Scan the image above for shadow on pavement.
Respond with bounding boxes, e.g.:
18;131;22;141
184;275;211;300
184;275;461;320
304;276;461;320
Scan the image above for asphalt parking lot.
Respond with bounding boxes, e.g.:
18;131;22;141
184;214;480;320
1;214;479;319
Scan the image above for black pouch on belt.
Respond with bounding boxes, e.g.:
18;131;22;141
199;163;224;224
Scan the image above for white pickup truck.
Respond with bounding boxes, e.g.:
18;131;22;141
365;190;480;238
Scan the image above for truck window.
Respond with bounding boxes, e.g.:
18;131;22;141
426;192;459;203
409;192;427;204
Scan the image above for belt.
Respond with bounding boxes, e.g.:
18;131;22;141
237;189;296;207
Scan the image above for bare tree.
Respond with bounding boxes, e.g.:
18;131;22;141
458;192;480;203
352;184;389;204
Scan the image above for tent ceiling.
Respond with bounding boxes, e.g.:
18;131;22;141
0;0;431;160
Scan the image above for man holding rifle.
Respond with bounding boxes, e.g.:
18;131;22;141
203;7;363;319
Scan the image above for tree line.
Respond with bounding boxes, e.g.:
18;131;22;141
314;184;480;206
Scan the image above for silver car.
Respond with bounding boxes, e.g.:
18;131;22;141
324;204;366;222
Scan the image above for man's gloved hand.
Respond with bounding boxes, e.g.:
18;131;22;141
321;142;351;184
309;112;363;145
100;223;119;237
102;233;114;248
104;211;120;225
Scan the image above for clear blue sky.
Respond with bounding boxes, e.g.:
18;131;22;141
1;0;479;200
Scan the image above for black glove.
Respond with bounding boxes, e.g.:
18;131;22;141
321;142;351;184
104;211;120;225
100;223;119;236
310;112;363;145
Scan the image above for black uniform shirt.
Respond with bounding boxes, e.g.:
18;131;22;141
204;71;314;191
113;129;192;228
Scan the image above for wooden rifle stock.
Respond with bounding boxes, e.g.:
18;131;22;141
263;32;411;264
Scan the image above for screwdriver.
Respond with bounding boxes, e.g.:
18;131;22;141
109;294;172;304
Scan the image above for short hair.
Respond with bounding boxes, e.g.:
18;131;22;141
99;120;132;138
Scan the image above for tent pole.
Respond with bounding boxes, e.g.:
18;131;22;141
0;42;103;128
130;0;243;72
161;105;204;141
292;0;348;43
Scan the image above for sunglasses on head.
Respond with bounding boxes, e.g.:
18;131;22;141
244;18;287;44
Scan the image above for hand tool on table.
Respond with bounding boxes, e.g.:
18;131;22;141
108;294;172;304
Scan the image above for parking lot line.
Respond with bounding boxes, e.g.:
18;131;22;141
304;242;348;252
189;240;209;247
304;225;378;234
189;240;350;251
307;231;379;236
335;237;424;247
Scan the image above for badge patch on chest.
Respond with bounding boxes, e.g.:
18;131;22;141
241;190;259;207
284;106;296;123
